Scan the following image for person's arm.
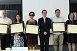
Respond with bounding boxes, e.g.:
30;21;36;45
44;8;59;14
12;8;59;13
50;17;54;32
22;21;26;34
38;19;40;34
65;20;68;33
38;19;44;34
45;18;51;34
51;19;53;29
7;19;12;29
26;20;28;25
38;19;44;32
9;19;12;24
38;19;40;26
35;20;37;25
48;19;52;30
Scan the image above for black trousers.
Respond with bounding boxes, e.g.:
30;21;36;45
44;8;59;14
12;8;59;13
40;35;49;51
1;35;6;50
1;34;11;50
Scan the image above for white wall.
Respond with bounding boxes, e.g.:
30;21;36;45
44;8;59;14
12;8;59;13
22;0;69;45
22;0;69;23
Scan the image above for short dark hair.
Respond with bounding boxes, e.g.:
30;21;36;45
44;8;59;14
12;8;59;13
55;9;60;13
68;12;75;20
29;11;35;16
42;10;47;13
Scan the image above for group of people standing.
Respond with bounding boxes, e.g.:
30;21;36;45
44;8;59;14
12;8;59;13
0;9;77;51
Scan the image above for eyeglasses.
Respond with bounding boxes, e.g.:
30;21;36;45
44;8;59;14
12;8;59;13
29;15;34;16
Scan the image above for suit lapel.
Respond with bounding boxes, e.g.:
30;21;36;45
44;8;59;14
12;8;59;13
42;17;47;24
42;17;44;24
45;17;47;23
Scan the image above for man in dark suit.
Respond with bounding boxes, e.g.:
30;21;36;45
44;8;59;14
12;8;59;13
38;10;51;51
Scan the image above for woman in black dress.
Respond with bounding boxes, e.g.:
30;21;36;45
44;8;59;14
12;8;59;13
66;13;77;51
26;12;38;50
11;14;27;47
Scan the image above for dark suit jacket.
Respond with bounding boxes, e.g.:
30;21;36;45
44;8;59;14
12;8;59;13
38;17;51;37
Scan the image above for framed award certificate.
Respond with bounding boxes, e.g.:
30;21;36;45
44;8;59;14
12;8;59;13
26;25;39;34
0;24;7;34
52;22;65;32
67;24;77;34
11;23;23;33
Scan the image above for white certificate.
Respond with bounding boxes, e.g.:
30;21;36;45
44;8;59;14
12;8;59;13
52;22;65;32
67;24;77;34
0;24;7;34
11;23;23;33
26;25;39;34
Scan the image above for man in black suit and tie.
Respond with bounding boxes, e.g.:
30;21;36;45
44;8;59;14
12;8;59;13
38;10;51;51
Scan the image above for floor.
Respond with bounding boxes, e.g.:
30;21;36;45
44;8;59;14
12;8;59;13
35;44;77;51
0;39;77;51
0;45;77;51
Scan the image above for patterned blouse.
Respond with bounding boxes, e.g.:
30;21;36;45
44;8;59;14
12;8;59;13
13;34;24;47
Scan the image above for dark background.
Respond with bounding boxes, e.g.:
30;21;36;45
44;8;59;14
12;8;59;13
70;0;77;12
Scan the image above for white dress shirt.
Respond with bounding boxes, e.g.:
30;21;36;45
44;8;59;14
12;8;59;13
43;17;46;23
51;16;65;34
0;17;12;24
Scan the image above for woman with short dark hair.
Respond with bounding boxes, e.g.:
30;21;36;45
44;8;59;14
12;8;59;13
66;13;77;51
26;11;38;50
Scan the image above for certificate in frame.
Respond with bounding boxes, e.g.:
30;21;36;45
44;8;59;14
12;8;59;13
52;22;65;32
11;23;23;33
67;24;77;34
26;25;39;34
0;24;7;34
